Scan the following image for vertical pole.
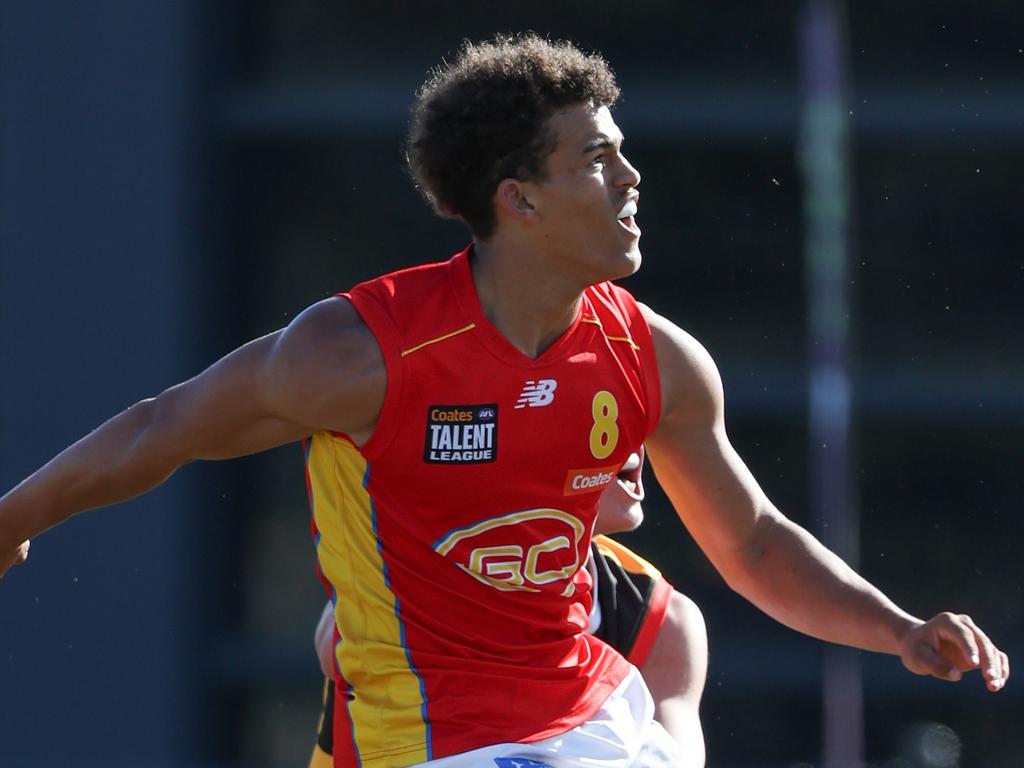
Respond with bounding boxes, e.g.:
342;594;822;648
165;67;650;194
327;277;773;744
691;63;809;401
799;1;862;766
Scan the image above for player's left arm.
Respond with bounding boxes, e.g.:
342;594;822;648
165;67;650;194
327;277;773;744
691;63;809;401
641;590;708;767
641;305;1009;691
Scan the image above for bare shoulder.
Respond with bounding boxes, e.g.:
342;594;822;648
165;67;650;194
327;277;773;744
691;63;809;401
136;297;385;462
267;297;386;441
662;590;708;644
274;296;381;372
642;588;709;702
638;303;723;429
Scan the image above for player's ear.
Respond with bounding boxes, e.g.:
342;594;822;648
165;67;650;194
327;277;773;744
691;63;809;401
494;178;539;224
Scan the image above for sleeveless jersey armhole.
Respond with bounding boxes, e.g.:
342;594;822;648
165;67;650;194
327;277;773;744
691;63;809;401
606;284;663;438
633;309;663;438
338;290;403;461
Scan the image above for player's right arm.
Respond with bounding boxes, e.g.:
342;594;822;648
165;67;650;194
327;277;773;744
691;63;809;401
642;304;1009;691
0;297;384;575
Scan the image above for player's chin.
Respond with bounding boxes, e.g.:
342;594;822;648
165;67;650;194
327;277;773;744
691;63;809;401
620;504;644;531
624;246;642;275
606;247;642;281
593;500;645;536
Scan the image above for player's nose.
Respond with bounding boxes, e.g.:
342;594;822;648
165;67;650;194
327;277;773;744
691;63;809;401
617;153;641;189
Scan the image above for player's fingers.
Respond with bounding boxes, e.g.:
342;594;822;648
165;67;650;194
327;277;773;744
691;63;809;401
934;612;980;668
985;649;1010;692
0;541;30;579
957;614;1001;680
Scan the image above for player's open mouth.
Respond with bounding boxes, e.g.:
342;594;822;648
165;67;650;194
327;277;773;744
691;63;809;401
616;198;640;237
616;449;645;501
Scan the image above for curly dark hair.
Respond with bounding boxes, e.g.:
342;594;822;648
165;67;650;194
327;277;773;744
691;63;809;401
406;33;620;239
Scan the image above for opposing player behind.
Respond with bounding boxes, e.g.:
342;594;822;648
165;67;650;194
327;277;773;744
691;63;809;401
309;451;708;768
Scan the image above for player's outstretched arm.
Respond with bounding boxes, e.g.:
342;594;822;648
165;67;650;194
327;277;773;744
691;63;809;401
641;306;1009;692
0;297;384;576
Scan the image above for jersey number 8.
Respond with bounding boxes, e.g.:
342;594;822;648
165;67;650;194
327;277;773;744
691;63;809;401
589;390;619;460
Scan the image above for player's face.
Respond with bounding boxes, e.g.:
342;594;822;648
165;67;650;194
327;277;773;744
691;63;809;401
594;449;645;535
527;103;642;284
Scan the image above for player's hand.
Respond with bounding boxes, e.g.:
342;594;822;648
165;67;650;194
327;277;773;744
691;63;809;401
899;612;1009;692
0;540;30;578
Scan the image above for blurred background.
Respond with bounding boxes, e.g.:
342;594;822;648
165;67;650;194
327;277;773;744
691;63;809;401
1;1;1021;766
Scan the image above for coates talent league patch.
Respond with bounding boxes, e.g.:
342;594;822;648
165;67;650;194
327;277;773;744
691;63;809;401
424;404;498;464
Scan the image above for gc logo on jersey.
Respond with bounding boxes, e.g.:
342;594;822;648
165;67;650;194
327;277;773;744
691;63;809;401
424;404;498;464
434;509;586;595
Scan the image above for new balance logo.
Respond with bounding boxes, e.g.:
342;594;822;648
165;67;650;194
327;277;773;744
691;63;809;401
514;379;557;409
495;760;554;768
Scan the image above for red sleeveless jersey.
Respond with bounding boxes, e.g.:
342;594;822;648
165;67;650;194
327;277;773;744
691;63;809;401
304;246;662;767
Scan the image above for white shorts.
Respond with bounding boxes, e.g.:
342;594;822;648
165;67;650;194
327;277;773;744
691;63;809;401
410;665;682;768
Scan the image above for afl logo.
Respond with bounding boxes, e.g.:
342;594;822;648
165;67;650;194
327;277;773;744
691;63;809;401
434;509;586;596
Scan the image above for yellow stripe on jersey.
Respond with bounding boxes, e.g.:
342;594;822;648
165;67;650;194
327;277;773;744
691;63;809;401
400;322;476;357
307;432;431;766
580;316;640;350
605;335;640;350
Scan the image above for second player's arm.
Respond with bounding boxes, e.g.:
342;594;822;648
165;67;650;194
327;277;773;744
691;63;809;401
642;306;1008;690
642;590;708;768
0;298;384;562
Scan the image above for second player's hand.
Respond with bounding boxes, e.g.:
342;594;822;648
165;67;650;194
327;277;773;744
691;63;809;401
315;601;336;679
899;612;1009;691
0;540;30;578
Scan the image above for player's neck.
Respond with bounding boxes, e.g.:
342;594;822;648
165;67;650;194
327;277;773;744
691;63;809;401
471;238;584;359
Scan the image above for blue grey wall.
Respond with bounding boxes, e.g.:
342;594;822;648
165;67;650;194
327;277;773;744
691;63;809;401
0;2;200;764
